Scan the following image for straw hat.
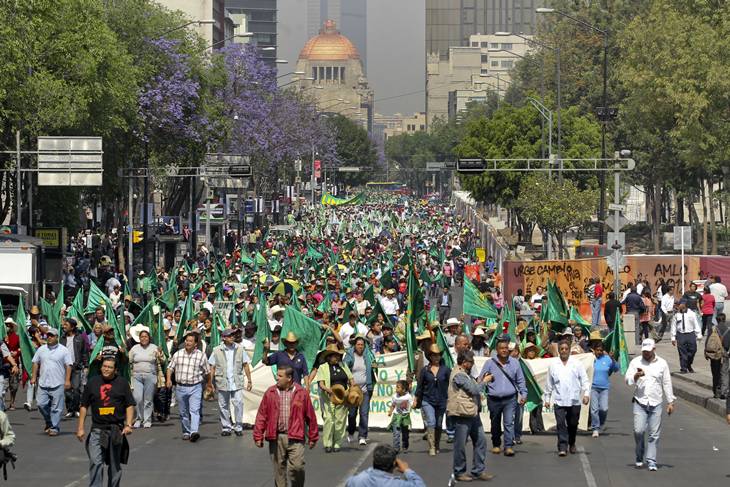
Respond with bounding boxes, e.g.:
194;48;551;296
473;327;486;336
589;330;603;342
30;305;40;315
319;343;344;361
282;331;299;344
345;384;364;407
416;329;432;342
426;343;443;356
330;384;348;406
270;305;285;315
129;324;150;343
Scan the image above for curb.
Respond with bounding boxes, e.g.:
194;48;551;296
670;373;726;418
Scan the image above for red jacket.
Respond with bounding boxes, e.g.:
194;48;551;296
253;383;319;444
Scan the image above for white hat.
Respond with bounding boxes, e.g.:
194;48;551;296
641;338;655;352
446;317;460;326
129;324;150;343
562;327;574;336
508;342;517;351
270;305;285;315
473;327;485;336
4;317;15;325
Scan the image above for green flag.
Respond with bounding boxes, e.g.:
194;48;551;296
160;283;178;312
544;280;569;329
569;306;591;336
151;302;169;358
282;306;322;370
251;298;271;366
210;311;224;349
255;252;267;266
363;285;375;306
16;305;36;376
67;291;92;333
404;261;424;372
433;325;454;369
604;312;630;374
463;279;498;320
519;358;544;412
40;298;58;330
105;304;126;352
85;281;110;314
503;298;518;341
175;293;194;343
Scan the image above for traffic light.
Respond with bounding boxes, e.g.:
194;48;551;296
456;158;487;174
132;230;144;244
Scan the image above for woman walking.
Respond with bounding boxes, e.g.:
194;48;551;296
344;336;375;446
315;344;354;453
414;343;450;456
589;336;618;437
129;329;162;428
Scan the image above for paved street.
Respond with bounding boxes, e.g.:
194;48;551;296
7;364;730;487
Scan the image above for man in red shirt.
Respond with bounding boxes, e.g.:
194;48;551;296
3;318;21;410
254;365;318;487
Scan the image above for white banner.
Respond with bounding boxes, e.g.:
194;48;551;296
241;351;595;432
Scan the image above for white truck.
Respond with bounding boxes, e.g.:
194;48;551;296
0;235;44;313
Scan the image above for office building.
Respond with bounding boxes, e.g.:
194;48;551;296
426;46;483;125
156;0;225;46
226;0;278;64
426;0;542;58
296;20;374;134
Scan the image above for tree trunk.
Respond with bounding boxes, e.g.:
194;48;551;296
709;178;718;254
676;193;684;225
653;183;661;253
701;181;708;255
688;192;701;253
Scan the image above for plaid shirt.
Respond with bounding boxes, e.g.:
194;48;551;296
276;387;294;433
169;348;209;385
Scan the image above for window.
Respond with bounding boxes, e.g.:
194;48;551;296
341;67;346;82
471;41;478;47
312;67;317;80
490;43;499;48
325;66;332;80
481;41;488;47
501;60;514;68
480;54;489;63
491;60;499;67
480;68;488;74
333;66;339;81
318;66;325;81
501;43;513;50
420;125;425;130
249;10;276;22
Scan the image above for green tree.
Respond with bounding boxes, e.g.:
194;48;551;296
515;174;598;258
326;114;378;187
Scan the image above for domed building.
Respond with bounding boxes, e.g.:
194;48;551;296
296;20;373;134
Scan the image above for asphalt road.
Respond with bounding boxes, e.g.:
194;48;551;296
8;284;730;486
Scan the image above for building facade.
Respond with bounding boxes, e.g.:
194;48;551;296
157;0;225;46
426;0;542;58
306;0;367;72
225;0;278;64
296;20;374;134
426;47;483;126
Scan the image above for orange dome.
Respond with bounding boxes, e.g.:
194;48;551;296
299;20;360;61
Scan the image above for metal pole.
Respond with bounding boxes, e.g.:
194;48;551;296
556;48;562;182
681;226;686;294
127;170;134;291
540;59;546;159
613;167;621;296
143;142;149;273
598;35;609;245
15;130;21;232
311;144;315;206
191;175;197;251
205;183;211;248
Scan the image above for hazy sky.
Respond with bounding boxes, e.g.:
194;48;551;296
277;0;425;116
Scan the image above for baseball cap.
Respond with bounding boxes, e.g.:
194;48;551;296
641;338;655;352
45;327;59;336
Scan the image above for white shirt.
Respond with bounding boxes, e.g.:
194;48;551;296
530;293;544;309
625;354;675;406
710;282;728;304
660;293;675;314
543;357;590;407
636;283;644;296
356;300;368;316
380;296;399;315
670;309;702;340
340;322;368;348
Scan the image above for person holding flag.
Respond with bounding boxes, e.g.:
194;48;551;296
588;332;619;438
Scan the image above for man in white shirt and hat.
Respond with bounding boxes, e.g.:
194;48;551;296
380;289;400;324
268;305;285;332
626;338;675;471
208;328;253;436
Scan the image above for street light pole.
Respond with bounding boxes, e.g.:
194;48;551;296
311;144;316;206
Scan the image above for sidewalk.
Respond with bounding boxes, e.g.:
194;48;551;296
649;340;727;417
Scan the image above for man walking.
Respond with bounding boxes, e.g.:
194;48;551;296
671;302;702;373
208;328;253;437
254;365;318;487
76;357;135;487
166;332;209;442
626;339;675;471
622;286;646;345
446;350;493;482
438;286;452;324
31;327;73;436
479;336;527;457
61;318;89;418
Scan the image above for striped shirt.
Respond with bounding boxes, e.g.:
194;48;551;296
168;348;209;385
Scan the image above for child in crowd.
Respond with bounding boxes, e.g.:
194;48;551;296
387;380;412;453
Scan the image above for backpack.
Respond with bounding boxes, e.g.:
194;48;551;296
705;328;724;360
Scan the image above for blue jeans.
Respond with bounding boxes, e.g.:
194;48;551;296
633;401;662;466
175;383;203;435
421;401;446;429
347;388;371;439
452;416;487;477
487;395;517;448
591;298;602;326
514;402;524;441
590;388;610;431
87;428;122;487
37;385;65;432
132;373;157;427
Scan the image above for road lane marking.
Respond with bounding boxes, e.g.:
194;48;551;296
336;442;378;487
578;446;598;487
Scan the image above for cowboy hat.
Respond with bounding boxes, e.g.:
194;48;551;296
270;305;285;315
588;330;603;342
426;343;443;356
345;385;364;407
446;317;460;326
29;305;40;315
473;327;486;336
516;321;528;334
319;343;344;361
129;324;150;343
330;384;348;406
282;331;299;343
416;329;432;342
523;342;539;352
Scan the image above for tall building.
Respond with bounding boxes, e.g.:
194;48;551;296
156;0;225;46
426;47;483;125
426;0;542;58
225;0;278;64
296;20;374;134
306;0;367;72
